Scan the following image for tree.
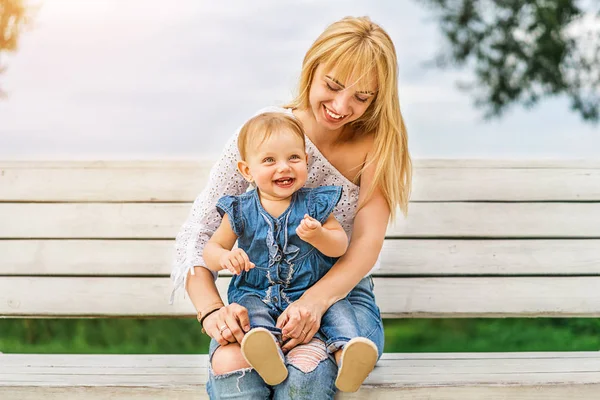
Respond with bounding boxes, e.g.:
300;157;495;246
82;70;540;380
419;0;600;123
0;0;29;94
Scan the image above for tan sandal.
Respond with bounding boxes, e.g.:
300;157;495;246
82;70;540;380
335;337;378;392
241;327;288;385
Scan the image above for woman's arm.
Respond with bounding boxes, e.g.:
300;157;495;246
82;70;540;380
170;132;249;344
186;267;250;345
171;132;249;300
304;186;389;307
277;149;391;351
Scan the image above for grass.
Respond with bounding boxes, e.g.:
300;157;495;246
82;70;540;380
2;318;600;354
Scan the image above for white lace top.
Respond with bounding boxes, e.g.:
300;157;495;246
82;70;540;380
170;106;380;302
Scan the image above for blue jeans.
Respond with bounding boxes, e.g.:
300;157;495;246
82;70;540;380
206;276;383;399
233;293;360;355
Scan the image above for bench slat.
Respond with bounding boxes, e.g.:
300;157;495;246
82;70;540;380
2;239;600;276
0;161;211;203
5;355;600;375
4;386;599;399
2;160;600;202
2;353;600;399
3;276;600;318
3;202;600;239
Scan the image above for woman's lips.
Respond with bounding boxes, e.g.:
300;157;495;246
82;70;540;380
323;104;347;122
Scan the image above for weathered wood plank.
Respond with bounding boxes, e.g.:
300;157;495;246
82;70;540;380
2;239;600;276
5;352;600;367
2;160;600;202
3;276;600;318
386;202;600;238
412;167;600;201
3;353;600;399
0;203;189;239
5;368;600;385
4;386;600;400
3;203;600;239
0;161;212;202
5;355;600;375
380;239;600;275
0;240;176;276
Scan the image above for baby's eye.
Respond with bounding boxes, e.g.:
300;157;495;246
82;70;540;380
263;157;275;163
289;154;301;160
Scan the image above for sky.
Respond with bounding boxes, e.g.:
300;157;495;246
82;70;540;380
0;0;598;160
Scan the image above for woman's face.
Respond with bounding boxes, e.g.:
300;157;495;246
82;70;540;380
308;64;377;132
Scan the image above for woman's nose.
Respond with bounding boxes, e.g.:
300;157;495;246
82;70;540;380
332;91;352;115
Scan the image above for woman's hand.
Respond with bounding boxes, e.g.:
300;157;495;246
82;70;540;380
202;303;251;346
276;296;326;352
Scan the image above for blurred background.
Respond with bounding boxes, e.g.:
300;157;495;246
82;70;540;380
1;0;599;354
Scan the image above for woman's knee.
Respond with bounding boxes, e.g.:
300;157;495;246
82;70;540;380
211;343;251;375
277;347;337;400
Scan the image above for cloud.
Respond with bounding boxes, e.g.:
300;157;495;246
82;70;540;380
0;0;598;159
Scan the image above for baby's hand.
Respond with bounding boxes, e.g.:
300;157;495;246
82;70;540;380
296;214;322;242
219;248;255;275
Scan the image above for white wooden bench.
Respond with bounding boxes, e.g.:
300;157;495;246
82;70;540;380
2;159;600;399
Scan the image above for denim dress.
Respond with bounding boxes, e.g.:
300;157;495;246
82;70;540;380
216;185;361;352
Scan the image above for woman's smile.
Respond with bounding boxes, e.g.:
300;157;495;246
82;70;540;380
323;105;348;123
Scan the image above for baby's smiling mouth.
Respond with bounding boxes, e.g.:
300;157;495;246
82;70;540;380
274;178;295;187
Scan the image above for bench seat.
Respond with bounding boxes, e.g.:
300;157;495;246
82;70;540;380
3;352;600;399
2;160;600;398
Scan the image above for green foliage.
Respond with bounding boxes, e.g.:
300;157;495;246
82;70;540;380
2;318;600;354
0;0;29;51
0;0;31;94
0;318;212;354
419;0;600;122
383;318;600;352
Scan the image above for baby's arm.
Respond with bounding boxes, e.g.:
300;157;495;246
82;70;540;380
296;213;348;257
204;214;255;274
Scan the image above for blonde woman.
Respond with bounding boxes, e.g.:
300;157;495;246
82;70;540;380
172;16;412;398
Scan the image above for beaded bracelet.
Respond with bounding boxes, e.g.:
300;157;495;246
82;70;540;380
198;306;223;333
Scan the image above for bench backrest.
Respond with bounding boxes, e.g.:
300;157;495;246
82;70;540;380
1;160;600;319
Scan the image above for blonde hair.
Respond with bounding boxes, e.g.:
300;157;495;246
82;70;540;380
286;16;412;218
237;112;306;160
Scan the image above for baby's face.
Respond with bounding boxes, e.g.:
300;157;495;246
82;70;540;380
244;129;308;201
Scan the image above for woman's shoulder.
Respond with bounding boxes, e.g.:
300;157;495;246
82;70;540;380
352;130;376;154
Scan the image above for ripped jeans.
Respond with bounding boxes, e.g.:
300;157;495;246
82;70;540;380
206;276;384;400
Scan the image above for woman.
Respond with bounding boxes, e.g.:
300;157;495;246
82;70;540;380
171;16;412;399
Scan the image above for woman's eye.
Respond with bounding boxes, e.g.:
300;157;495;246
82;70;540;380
326;82;340;91
355;95;369;103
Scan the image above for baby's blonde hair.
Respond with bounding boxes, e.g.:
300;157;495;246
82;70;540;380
286;16;412;218
237;112;306;161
